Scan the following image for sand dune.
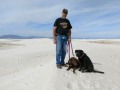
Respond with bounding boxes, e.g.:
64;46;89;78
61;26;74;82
0;39;120;90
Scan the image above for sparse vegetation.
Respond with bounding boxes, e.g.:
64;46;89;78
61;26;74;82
88;40;120;45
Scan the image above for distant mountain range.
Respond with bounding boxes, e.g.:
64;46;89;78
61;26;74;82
0;34;119;39
0;35;47;39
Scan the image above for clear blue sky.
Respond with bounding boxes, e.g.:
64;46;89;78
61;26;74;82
0;0;120;38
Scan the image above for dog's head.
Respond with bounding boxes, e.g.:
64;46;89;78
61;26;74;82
68;57;78;66
75;49;84;57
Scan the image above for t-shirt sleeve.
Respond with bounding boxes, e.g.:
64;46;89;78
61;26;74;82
53;18;58;27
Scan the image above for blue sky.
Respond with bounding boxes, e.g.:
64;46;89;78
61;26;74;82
0;0;120;38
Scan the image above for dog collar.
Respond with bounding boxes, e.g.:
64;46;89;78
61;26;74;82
79;53;85;58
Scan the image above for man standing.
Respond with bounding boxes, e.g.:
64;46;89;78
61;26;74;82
53;9;72;69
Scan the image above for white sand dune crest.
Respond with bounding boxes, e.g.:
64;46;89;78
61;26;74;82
0;39;120;90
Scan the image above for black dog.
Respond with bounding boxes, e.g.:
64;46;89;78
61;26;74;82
75;50;104;74
66;57;80;73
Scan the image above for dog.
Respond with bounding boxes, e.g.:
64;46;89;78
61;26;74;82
75;49;104;74
66;57;80;73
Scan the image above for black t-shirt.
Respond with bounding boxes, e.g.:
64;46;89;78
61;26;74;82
53;18;72;36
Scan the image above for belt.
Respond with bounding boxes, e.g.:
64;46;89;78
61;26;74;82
56;34;68;37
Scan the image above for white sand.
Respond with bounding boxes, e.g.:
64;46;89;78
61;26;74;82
0;39;120;90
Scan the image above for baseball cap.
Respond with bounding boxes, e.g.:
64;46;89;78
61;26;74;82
62;9;68;14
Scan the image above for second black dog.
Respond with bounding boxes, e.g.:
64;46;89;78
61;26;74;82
75;49;104;74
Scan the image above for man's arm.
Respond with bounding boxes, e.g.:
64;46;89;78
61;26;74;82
53;26;57;44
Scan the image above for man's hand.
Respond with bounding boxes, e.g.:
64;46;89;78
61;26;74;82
68;37;71;43
53;37;57;44
53;26;57;44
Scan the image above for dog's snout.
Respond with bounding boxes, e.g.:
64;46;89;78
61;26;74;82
75;50;78;53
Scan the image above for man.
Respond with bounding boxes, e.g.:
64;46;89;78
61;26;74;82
52;8;72;69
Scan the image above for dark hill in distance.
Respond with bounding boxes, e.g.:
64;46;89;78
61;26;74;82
0;35;46;39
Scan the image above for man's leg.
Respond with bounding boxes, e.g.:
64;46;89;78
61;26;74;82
56;36;62;68
61;36;67;65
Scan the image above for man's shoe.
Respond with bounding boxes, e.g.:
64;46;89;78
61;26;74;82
61;64;68;67
56;64;62;69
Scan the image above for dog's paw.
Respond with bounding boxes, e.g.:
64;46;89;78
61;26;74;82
66;69;69;71
81;70;85;73
73;71;75;73
82;71;84;73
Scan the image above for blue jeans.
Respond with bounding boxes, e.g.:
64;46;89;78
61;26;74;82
56;35;67;65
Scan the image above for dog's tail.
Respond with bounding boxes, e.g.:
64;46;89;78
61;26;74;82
93;70;104;74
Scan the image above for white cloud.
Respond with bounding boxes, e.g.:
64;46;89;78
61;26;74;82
0;0;120;38
0;0;81;25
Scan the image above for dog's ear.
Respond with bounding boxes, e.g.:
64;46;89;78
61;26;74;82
81;50;84;52
79;50;84;54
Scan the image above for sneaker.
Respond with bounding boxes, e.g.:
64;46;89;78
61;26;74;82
56;64;62;69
